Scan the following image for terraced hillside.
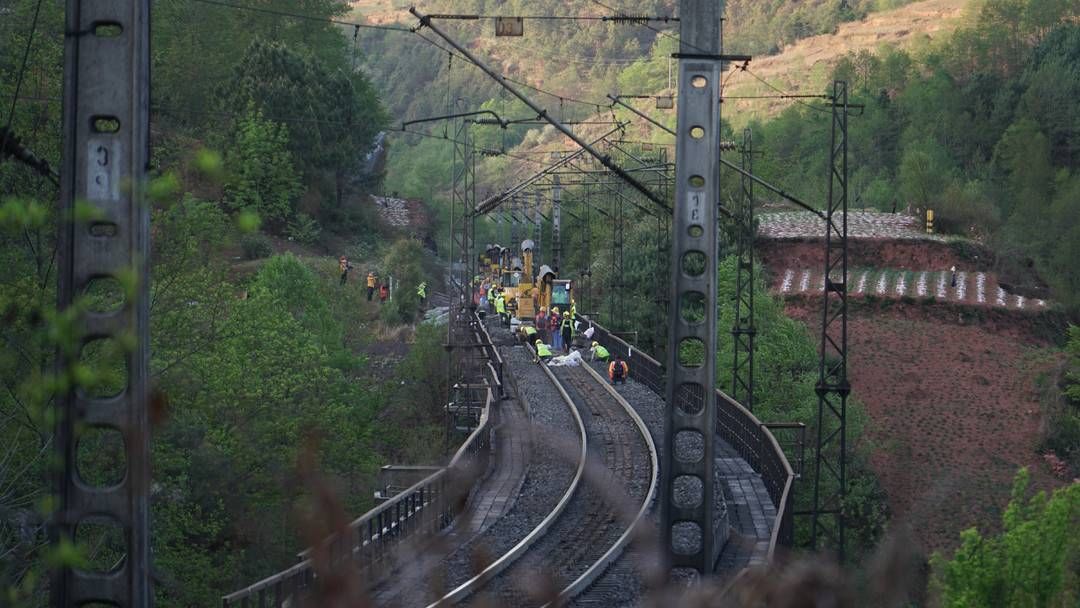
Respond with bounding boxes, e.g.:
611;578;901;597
761;211;1068;552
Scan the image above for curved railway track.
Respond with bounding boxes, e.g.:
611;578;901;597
432;348;659;607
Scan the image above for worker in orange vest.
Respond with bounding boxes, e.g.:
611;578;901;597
608;353;629;385
366;271;377;300
339;256;353;286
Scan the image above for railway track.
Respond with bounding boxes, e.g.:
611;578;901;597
432;345;658;607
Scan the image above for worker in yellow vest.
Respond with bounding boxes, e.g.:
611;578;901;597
520;324;538;343
366;271;377;301
417;281;427;307
495;292;508;326
559;311;574;354
589;341;610;362
535;339;553;363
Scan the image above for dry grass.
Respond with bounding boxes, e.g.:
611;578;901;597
722;0;969;125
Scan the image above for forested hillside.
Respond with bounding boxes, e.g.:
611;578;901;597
1;1;442;605
747;0;1080;308
358;0;926;204
2;0;1079;604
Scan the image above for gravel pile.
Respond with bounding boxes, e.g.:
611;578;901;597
758;210;949;241
372;195;412;227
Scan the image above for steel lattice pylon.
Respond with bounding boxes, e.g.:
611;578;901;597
811;80;851;559
731;128;756;410
448;116;476;445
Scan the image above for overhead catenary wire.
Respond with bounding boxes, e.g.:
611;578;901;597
740;67;833;114
424;13;677;23
187;0;415;32
376;25;610;110
182;0;615;120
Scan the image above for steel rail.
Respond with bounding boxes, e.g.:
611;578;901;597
585;319;796;558
427;343;588;607
542;362;660;605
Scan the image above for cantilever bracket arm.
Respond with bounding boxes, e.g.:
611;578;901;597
402;110;508;129
609;93;824;220
474;124;626;215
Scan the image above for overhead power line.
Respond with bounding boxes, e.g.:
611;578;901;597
424;13;677;23
185;0;614;114
740;67;832;114
187;0;415;32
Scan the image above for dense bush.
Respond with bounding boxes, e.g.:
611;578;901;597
240;232;273;260
930;469;1080;607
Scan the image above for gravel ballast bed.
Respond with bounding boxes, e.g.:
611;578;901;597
436;322;581;594
471;361;653;606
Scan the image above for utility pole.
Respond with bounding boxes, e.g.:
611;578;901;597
552;175;562;273
661;0;725;576
534;189;542;274
811;80;851;560
732;128;756;410
54;0;153;606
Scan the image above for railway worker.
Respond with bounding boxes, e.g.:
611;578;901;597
379;282;389;304
534;339;553;363
417;281;427;307
559;311;574;354
535;307;548;342
550;307;562;350
569;299;577;321
366;271;377;300
495;292;508;326
520;324;538;343
339;256;353;286
950;265;957;288
608;354;629;385
589;341;610;363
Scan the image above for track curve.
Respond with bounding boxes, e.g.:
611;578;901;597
445;354;658;607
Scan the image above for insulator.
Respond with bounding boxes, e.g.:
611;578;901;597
606;14;651;25
0;127;52;178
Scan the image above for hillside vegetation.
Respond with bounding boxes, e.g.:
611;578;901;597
0;1;443;605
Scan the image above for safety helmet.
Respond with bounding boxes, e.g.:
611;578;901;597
592;341;598;347
552;307;559;313
535;339;542;345
563;311;569;317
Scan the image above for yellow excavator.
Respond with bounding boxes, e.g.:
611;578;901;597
489;240;572;320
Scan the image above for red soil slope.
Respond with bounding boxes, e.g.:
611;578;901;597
786;303;1061;552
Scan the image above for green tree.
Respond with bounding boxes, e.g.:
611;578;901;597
931;469;1080;607
897;137;954;210
381;239;427;323
224;105;302;231
218;39;388;208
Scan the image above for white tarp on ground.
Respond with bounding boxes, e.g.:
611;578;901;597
547;350;583;367
422;306;449;326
